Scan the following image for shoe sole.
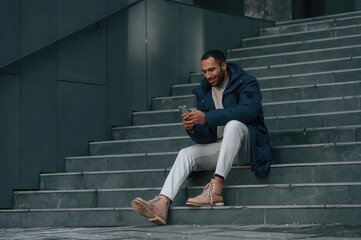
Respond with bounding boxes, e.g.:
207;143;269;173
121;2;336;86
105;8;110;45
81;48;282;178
185;202;224;207
131;199;166;226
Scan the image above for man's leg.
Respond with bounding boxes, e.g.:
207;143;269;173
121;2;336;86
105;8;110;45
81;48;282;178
132;143;221;225
215;120;251;178
186;120;251;206
160;143;221;200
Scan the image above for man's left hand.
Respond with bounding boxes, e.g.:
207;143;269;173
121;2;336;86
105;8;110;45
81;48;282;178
187;110;206;125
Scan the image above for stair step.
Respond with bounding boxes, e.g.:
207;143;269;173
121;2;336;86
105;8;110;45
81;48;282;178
259;15;361;36
229;44;361;68
66;152;178;172
183;68;361;92
112;110;361;139
155;81;361;110
245;56;361;78
13;182;361;209
242;25;361;48
93;116;361;153
136;96;361;125
1;204;361;228
275;10;361;26
69;126;361;172
230;32;361;58
267;109;361;131
190;68;361;88
257;68;361;89
40;161;361;190
112;123;361;144
88;139;360;163
89;136;193;155
269;125;361;146
112;122;185;140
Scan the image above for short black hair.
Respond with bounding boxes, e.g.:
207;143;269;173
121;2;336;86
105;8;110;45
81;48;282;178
201;49;226;65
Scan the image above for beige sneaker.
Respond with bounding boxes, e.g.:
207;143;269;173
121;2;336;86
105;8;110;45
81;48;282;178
131;196;170;225
186;179;224;206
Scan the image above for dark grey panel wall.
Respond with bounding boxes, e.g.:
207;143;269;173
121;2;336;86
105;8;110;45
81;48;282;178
323;0;356;15
145;0;274;100
357;0;361;11
58;17;108;168
1;0;139;68
20;49;59;189
0;0;20;68
58;22;107;85
20;0;58;54
107;1;147;127
57;0;106;34
193;0;244;16
0;74;20;208
147;0;182;100
292;0;358;19
58;82;107;166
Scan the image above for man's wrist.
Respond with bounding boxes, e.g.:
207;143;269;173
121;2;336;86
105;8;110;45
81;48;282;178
187;128;195;134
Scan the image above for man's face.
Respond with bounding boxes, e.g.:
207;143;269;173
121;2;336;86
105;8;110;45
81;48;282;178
201;57;227;88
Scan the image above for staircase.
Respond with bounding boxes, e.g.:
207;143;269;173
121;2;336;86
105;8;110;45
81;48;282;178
1;11;361;228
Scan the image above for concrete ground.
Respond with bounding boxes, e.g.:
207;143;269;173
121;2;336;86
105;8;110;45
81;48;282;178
1;224;361;239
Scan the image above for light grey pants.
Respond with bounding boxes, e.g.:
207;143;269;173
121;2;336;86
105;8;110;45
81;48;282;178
160;120;251;201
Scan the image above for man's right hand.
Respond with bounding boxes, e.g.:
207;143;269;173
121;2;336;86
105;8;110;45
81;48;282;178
182;113;195;134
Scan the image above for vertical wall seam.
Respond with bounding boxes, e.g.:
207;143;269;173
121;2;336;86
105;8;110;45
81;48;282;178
105;18;110;140
145;0;149;110
56;0;61;172
18;0;23;187
180;4;183;84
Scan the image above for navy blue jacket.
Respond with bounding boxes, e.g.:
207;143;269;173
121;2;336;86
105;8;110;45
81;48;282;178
189;62;273;178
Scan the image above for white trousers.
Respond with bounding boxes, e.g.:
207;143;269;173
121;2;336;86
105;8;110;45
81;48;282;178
160;120;251;201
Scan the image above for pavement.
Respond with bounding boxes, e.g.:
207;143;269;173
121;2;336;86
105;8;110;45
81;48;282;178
1;224;361;240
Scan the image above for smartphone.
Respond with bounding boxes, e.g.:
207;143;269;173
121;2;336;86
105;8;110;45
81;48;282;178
178;105;190;114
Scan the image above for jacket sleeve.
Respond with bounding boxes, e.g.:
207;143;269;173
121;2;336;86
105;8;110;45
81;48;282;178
205;76;262;128
188;124;217;144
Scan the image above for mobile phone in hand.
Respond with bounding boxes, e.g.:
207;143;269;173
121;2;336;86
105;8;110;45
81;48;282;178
178;105;190;114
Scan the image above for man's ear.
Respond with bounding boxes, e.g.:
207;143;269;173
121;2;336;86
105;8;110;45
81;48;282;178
222;62;227;72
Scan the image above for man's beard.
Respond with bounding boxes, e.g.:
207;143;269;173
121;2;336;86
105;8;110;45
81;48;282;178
215;70;225;88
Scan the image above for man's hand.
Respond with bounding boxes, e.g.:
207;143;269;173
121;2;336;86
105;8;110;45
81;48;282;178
182;112;195;134
187;110;206;124
182;110;206;134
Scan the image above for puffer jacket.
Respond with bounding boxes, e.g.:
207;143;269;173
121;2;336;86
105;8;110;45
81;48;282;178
189;62;274;178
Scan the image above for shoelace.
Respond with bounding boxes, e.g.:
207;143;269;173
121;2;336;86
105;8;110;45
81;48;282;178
203;183;215;205
150;196;168;216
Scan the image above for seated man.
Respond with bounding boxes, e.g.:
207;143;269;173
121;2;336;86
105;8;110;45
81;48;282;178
131;49;273;225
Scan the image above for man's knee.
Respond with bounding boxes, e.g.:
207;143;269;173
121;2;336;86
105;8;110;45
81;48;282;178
177;147;196;166
224;120;248;136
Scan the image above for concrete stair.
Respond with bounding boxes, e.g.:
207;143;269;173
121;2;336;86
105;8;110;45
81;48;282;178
1;11;361;228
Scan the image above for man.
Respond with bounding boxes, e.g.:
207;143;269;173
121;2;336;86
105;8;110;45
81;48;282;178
131;49;273;225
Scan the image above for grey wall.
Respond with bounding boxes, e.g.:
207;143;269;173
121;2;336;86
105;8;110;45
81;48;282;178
106;0;274;122
0;0;139;69
0;74;21;207
193;0;244;16
292;0;359;19
322;0;358;15
244;0;293;21
0;0;273;208
0;0;132;208
144;0;275;107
